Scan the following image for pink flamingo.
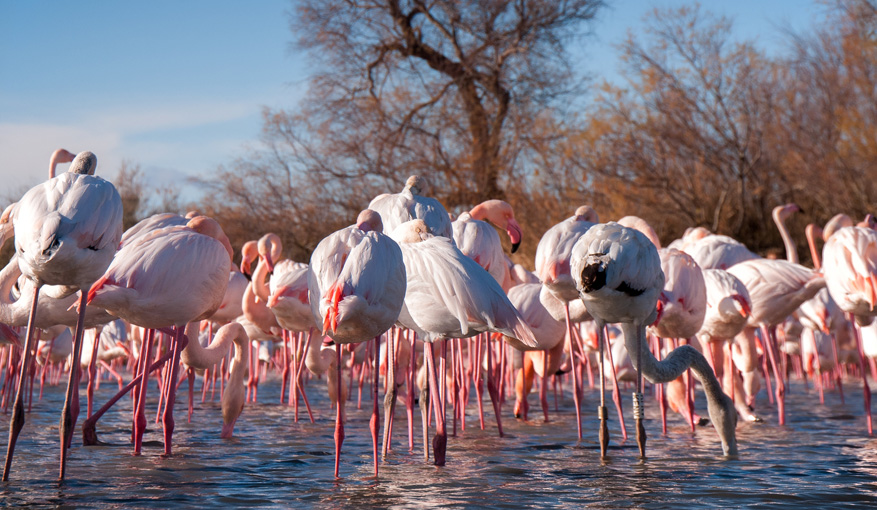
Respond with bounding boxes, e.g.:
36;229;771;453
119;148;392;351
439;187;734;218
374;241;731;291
452;199;524;290
180;321;250;438
390;219;537;465
308;209;406;478
506;283;566;422
85;216;233;457
534;206;597;439
3;151;123;481
822;224;877;433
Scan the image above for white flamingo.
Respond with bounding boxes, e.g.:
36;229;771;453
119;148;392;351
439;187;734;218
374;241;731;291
3;151;123;481
572;222;737;458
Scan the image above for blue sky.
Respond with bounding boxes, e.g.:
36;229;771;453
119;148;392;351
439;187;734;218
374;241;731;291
0;0;827;203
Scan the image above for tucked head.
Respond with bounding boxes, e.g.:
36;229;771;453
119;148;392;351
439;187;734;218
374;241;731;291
390;219;433;244
404;175;428;195
355;209;383;233
69;151;97;175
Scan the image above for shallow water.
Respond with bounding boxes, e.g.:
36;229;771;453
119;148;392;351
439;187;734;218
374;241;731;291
2;373;877;509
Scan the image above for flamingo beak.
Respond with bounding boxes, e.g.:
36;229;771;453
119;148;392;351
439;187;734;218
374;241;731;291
507;218;522;253
264;253;275;274
651;298;664;327
732;294;751;318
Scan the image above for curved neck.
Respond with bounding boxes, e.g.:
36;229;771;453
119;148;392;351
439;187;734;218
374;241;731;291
180;321;233;369
620;321;737;455
252;257;271;303
805;224;822;270
0;256;31;326
772;208;798;264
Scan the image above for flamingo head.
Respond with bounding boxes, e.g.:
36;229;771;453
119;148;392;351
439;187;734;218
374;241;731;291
355;209;383;233
239;241;259;276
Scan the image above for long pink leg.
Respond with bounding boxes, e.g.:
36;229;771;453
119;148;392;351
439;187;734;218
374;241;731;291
829;331;845;404
59;291;89;480
564;304;583;439
602;327;628;440
425;342;447;466
295;332;315;423
280;330;290;405
2;287;40;481
850;317;872;434
86;329;101;418
485;334;504;437
407;331;416;452
474;334;485;429
381;330;397;459
333;346;344;478
162;327;188;456
370;336;380;477
134;329;155;454
653;335;667;435
761;326;786;425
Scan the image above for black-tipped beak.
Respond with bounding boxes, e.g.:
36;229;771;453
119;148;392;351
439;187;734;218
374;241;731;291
511;241;521;253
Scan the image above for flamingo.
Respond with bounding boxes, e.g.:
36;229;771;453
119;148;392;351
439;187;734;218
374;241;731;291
506;283;566;422
452;199;524;290
368;175;453;240
266;259;316;411
390;219;537;466
3;151;123;481
649;248;708;431
727;258;826;424
572;222;737;458
308;209;406;478
697;269;756;422
84;215;233;457
822;225;877;433
534;206;597;439
684;235;759;270
179;321;250;438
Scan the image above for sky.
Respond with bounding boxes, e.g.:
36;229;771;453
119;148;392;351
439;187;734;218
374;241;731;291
0;0;829;204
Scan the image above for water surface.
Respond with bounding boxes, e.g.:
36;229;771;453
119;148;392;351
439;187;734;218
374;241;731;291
2;375;876;508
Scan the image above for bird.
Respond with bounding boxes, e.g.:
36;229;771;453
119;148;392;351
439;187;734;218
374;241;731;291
696;268;756;422
390;219;537;465
534;206;596;438
572;222;737;458
452;199;524;289
308;209;406;478
85;215;233;457
684;234;759;270
506;283;567;422
727;257;825;424
368;175;453;240
4;150;123;481
179;321;250;438
649;248;708;431
821;224;877;433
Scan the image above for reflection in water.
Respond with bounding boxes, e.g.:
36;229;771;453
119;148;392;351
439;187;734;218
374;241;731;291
1;376;877;508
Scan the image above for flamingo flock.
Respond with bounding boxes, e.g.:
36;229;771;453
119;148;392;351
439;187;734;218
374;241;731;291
1;151;876;482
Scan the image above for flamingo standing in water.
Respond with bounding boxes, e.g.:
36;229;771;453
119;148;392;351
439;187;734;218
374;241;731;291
390;219;537;466
572;222;737;458
534;206;597;439
696;268;756;422
506;283;566;422
3;151;123;481
649;248;708;432
180;321;250;438
85;216;233;457
308;209;406;478
822;224;877;433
